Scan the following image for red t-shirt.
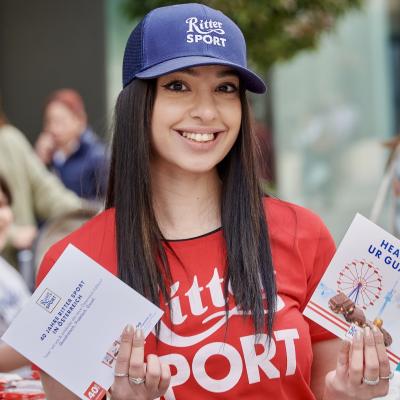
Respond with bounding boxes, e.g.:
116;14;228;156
37;197;336;399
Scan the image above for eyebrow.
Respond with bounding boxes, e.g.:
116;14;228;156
178;67;239;78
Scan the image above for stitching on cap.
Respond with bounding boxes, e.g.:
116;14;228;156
200;4;209;55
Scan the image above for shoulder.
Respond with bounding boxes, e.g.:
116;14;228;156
0;124;30;147
263;196;331;241
80;131;107;163
82;130;106;152
43;208;115;260
36;208;117;285
0;257;30;297
264;197;336;290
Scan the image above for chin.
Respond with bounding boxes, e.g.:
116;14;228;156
177;160;220;175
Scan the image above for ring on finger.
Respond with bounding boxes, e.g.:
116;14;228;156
362;376;380;386
380;371;394;380
129;376;146;385
114;372;129;378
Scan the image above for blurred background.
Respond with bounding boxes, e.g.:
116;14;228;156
0;0;399;242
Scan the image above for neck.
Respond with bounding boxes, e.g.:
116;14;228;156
151;166;222;240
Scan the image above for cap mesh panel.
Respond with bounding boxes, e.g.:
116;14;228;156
123;20;145;87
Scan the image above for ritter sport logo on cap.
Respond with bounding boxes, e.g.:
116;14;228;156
122;2;266;93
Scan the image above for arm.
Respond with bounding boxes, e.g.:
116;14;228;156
10;132;82;221
40;372;79;400
0;343;30;372
25;148;82;221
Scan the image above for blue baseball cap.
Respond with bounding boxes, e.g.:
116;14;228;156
122;3;266;93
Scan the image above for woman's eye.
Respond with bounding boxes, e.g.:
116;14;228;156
163;81;188;91
217;83;238;93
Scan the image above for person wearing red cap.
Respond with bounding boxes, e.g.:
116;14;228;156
35;89;109;201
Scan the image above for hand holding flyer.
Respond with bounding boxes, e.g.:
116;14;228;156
304;213;400;368
2;244;164;400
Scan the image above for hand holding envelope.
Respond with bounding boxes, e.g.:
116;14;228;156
110;325;170;400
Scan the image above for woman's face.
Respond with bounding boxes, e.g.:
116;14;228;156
0;188;12;250
151;65;242;175
43;102;84;149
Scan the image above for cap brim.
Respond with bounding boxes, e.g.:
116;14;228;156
135;56;266;94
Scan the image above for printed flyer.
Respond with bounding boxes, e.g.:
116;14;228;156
2;244;164;400
304;213;400;368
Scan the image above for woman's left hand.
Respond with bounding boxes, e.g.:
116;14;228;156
324;326;391;400
110;325;170;400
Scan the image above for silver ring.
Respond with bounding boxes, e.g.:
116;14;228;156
129;376;146;385
114;372;129;378
380;371;394;380
362;376;380;386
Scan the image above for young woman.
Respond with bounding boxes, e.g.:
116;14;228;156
37;4;391;400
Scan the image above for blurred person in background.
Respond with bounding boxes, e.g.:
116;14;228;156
378;133;400;237
35;89;109;202
0;93;82;269
0;175;30;373
0;175;96;374
0;175;30;336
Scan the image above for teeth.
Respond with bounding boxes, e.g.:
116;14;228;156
181;132;215;142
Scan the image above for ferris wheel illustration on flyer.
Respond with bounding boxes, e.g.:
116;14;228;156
336;259;383;310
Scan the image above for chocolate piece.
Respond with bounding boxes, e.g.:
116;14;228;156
381;328;393;347
328;292;355;314
344;307;366;327
373;318;383;329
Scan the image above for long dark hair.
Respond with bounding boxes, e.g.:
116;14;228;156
106;78;276;336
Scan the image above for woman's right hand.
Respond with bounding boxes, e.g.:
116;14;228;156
323;326;391;400
111;325;171;400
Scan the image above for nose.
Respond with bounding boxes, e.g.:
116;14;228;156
189;89;218;122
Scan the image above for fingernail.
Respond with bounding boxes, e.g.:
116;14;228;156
356;329;363;340
134;328;143;339
365;326;371;337
125;324;133;334
342;338;352;348
372;325;379;333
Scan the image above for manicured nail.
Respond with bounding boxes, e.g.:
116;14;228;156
134;328;143;339
365;326;371;337
125;324;133;334
372;325;379;333
356;330;363;340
